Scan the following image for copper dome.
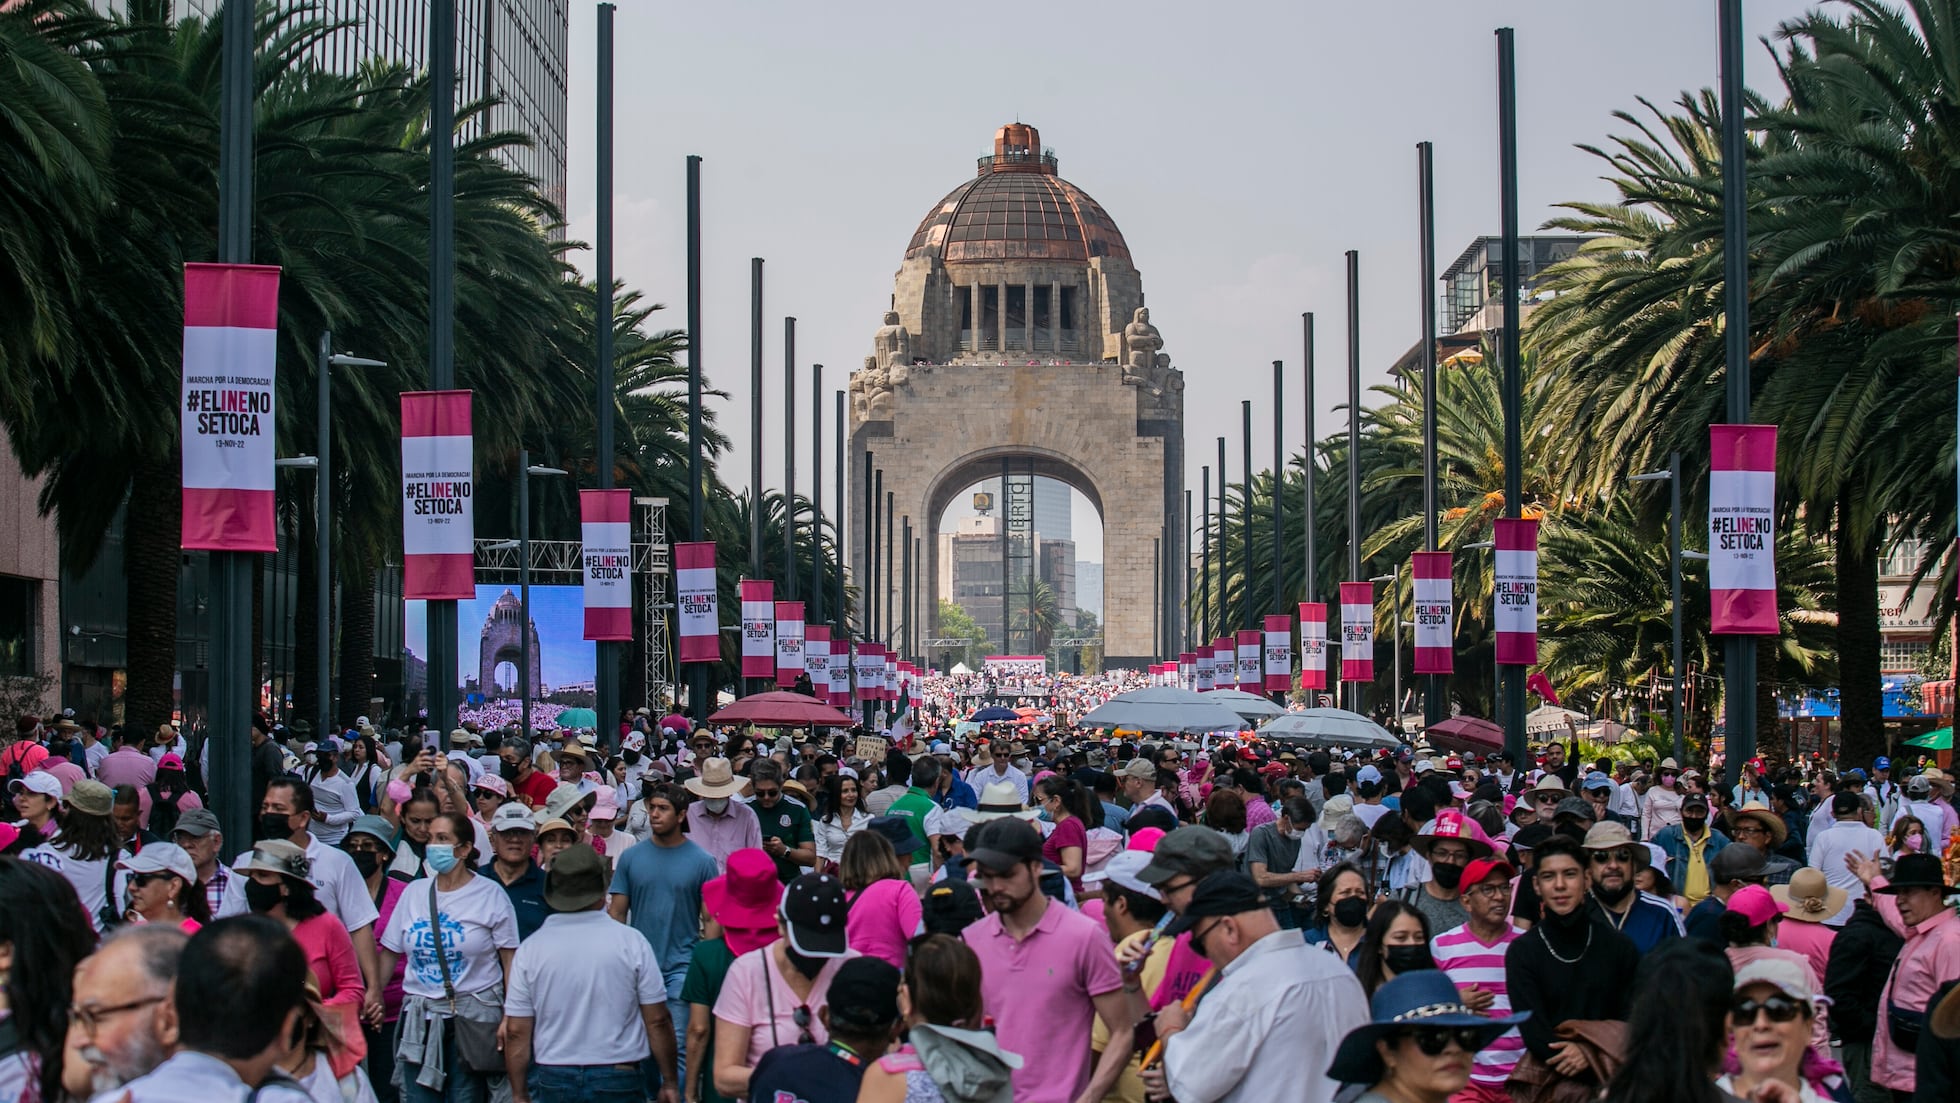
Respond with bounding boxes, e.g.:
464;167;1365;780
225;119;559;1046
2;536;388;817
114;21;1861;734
904;124;1131;266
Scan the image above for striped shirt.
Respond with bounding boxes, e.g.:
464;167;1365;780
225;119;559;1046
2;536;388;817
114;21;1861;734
1431;921;1527;1085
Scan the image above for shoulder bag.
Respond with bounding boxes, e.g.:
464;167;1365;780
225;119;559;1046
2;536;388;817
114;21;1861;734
428;879;505;1073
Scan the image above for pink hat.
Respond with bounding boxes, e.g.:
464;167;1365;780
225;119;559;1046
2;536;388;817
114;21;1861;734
385;778;413;806
1726;883;1789;927
1126;827;1166;853
1414;809;1496;861
591;796;619;821
157;752;185;771
472;774;511;798
702;848;784;956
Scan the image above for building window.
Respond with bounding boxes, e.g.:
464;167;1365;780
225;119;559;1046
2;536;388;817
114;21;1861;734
1060;286;1075;331
1881;638;1929;672
0;577;35;677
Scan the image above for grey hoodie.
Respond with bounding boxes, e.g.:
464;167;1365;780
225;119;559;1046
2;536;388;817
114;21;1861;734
907;1023;1020;1103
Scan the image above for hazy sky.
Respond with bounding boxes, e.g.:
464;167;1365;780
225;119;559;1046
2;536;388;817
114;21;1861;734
559;0;1821;564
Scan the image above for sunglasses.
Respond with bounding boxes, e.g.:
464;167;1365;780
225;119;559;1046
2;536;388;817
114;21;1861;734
129;872;174;889
1589;849;1636;865
793;1004;815;1045
1402;1025;1484;1056
1731;995;1807;1025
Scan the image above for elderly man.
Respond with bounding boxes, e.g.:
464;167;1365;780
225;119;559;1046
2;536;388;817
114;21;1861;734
64;926;188;1098
1809;791;1886;927
1845;850;1960;1099
1432;857;1529;1103
1139;870;1366;1103
680;758;759;872
1581;821;1682;952
167;809;230;919
1119;759;1176;817
499;735;560;811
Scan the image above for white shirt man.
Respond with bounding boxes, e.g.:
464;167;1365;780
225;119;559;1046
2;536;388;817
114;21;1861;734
1805;791;1886;926
306;746;362;847
965;757;1030;804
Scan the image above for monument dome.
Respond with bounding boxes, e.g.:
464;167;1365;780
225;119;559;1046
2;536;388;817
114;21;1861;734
904;123;1131;266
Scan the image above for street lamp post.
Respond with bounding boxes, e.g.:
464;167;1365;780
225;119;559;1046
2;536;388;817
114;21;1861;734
1464;541;1496;719
501;451;567;736
1632;450;1685;762
312;333;385;741
1372;572;1399;727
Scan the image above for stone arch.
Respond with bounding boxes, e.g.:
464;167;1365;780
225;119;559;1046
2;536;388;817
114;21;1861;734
477;590;541;699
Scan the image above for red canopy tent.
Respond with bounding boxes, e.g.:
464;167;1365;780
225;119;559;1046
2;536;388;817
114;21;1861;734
706;691;855;729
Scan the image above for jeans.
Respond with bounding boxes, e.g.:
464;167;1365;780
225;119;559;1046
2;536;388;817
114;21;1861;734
529;1064;643;1103
366;1018;401;1103
400;1023;489;1103
640;967;690;1098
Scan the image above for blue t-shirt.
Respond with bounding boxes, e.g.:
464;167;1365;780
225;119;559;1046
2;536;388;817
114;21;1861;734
608;838;719;973
1100;800;1131;833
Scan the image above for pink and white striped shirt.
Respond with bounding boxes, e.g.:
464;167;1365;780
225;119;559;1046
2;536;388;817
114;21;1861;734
1431;921;1527;1085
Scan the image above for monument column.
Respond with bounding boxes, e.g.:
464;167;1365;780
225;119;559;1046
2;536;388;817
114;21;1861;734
1023;280;1034;351
968;283;980;353
1049;280;1062;352
995;281;1007;351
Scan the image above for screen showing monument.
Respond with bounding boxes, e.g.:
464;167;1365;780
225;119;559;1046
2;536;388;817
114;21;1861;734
405;585;597;730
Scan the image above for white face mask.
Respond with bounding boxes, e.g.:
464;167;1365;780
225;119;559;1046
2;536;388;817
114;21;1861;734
703;797;729;814
1283;827;1305;840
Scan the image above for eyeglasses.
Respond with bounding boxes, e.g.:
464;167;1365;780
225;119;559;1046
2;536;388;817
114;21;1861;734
753;788;780;800
1191;918;1224;958
1731;995;1807;1026
1589;849;1636;865
1402;1025;1484;1056
1466;882;1513;900
792;1004;815;1045
69;996;165;1037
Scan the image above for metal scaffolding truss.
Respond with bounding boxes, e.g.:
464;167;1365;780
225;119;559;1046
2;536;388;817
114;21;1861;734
470;497;671;708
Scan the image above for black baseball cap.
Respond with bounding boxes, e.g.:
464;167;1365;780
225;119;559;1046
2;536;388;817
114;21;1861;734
1137;826;1235;887
962;818;1043;873
1163;870;1266;937
781;872;850;957
921;878;985;935
823;956;902;1033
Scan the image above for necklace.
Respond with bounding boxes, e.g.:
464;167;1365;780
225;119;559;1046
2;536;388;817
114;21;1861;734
1537;916;1593;964
1595;892;1632;932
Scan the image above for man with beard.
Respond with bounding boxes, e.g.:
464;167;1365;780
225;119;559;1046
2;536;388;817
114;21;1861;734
1580;821;1683;952
1653;790;1730;906
961;818;1134;1103
64;927;187;1098
1503;835;1639;1078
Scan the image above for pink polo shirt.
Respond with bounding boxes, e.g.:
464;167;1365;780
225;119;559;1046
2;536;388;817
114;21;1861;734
845;878;922;968
1867;879;1960;1093
963;899;1123;1103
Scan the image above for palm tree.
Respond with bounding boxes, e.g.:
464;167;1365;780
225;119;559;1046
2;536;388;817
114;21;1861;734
1013;578;1063;655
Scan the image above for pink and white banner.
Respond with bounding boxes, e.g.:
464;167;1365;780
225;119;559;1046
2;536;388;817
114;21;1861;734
580;490;632;640
1710;425;1779;634
884;656;898;702
401;391;475;599
1195;650;1216;692
773;602;805;687
1340;582;1375;683
827;635;851;705
1494;518;1540;665
1299;602;1328;691
181;263;279;551
855;643;884;703
675;542;719;664
1236;630;1261;691
1178;652;1196;691
1213;638;1234;692
1411;551;1453;675
803;626;831;701
1263;615;1292;692
739;579;775;679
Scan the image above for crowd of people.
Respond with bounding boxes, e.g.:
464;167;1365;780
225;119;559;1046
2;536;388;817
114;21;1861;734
0;703;1958;1103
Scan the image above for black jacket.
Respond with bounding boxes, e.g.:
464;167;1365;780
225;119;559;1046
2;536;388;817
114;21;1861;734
1915;980;1959;1103
1823;897;1904;1044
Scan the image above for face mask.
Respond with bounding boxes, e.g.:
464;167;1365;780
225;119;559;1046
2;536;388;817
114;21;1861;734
424;844;459;874
243;878;285;913
1660;776;1676;789
347;849;382;878
1037;807;1052;822
1905;833;1924;852
1283;827;1305;840
257;812;294;841
1384;944;1434;975
623;750;642;766
704;797;729;815
1332;896;1369;928
500;759;521;781
1430;862;1465;891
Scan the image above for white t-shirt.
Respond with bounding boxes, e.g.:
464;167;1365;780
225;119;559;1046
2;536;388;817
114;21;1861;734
504;909;667;1065
307;770;362;846
217;835;381;933
148;737;188;763
22;841;129;932
380;874;519;999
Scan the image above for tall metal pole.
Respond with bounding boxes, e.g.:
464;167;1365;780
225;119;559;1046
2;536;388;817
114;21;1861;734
884;490;895;645
1200;466;1212;642
1497;28;1527;764
685;155;706;720
810;364;824;624
901;518;913;660
1217;436;1229;634
871;468;883;643
863;453;876;641
1346;251;1363;714
1719;0;1756;785
1272;362;1283;615
1241;400;1253;631
784;316;797;598
424;0;460;751
594;3;618;732
519;451;533;737
1419;140;1444;727
749;259;764;576
315;333;333;742
834;391;845;638
1670;449;1685;761
1304;313;1318;605
1184;488;1194;649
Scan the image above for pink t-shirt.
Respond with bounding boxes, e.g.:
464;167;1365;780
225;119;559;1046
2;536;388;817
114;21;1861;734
1774;919;1836;995
1431;922;1527;1085
712;945;859;1067
1041;816;1088;891
963;901;1123;1103
846;878;922;968
289;912;364;1009
1150;932;1212;1012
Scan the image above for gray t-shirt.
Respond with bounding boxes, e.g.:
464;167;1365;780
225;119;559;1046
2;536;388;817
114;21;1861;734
1245;822;1303;908
1397;881;1468;935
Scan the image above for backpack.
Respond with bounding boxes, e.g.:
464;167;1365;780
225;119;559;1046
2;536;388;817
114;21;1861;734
147;784;184;839
0;741;32;786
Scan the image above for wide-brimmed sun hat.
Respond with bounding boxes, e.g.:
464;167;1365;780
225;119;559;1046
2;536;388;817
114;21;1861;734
1771;867;1848;924
1327;970;1529;1084
957;780;1039;824
703;848;784;956
684;757;744;799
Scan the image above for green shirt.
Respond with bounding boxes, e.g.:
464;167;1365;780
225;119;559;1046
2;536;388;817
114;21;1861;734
754;798;815;882
885;786;938;866
678;937;738;1103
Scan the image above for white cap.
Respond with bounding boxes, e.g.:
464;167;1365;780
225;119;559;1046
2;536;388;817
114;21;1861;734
118;842;197;885
7;773;61;800
1356;764;1383;785
1095;850;1163;900
1734;956;1828;1006
491;803;538;834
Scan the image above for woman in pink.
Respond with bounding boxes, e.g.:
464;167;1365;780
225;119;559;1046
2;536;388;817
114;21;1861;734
711;872;859;1099
841;826;922;968
1720;884;1830;1054
240;840;366;1053
1768;867;1843;986
1037;775;1091;893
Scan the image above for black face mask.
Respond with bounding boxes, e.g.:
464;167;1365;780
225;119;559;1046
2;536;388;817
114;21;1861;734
347;850;382;879
1384;944;1434;974
500;759;521;781
623;750;642;766
784;945;827;981
243;878;286;913
257;812;294;841
1430;862;1465;891
1332;896;1369;929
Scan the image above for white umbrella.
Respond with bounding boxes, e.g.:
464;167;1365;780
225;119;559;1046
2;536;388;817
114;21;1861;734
1077;686;1250;734
1204;688;1287;722
1258;708;1400;750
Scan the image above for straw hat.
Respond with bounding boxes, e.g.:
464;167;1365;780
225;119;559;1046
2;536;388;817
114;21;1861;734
958;780;1039;824
1771;867;1848;924
1732;801;1789;847
684;757;744;799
